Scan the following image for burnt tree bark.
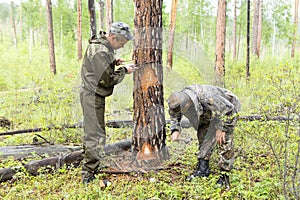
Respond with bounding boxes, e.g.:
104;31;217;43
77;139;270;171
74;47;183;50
132;0;168;163
77;0;82;60
88;0;97;37
46;0;56;74
167;0;178;69
215;0;227;87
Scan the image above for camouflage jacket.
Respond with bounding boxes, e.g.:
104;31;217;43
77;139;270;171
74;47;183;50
169;84;241;133
81;35;127;97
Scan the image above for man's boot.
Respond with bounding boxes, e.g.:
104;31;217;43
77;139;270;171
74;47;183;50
216;171;230;189
186;158;210;181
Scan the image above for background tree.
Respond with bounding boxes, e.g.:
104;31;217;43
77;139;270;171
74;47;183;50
88;0;96;37
132;0;168;163
257;0;263;58
233;0;237;60
106;0;113;32
167;0;178;69
98;0;105;31
46;0;56;74
215;0;227;86
252;0;260;57
77;0;82;60
10;2;17;47
291;0;299;58
246;0;250;79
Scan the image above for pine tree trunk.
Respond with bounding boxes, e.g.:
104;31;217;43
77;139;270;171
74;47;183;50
252;0;259;57
215;0;227;87
132;0;168;163
233;0;237;60
291;0;299;58
98;0;105;31
106;0;113;32
88;0;97;37
10;2;17;47
246;0;250;79
167;0;178;69
77;0;82;60
257;0;263;58
46;0;56;75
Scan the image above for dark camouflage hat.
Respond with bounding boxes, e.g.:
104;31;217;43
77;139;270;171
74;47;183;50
110;22;133;40
167;91;191;110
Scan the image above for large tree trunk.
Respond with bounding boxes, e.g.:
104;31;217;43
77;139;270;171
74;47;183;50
106;0;113;32
132;0;168;164
167;0;178;69
215;0;227;87
291;0;299;58
46;0;56;75
98;0;105;31
77;0;82;60
88;0;97;37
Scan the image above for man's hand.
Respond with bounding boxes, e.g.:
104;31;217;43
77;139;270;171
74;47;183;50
171;131;180;142
115;59;124;66
216;129;226;145
124;64;137;74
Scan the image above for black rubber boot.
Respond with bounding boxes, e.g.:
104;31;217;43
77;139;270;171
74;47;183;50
216;173;230;189
186;159;210;181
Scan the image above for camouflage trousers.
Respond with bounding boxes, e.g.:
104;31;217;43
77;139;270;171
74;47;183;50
197;118;235;171
80;88;106;175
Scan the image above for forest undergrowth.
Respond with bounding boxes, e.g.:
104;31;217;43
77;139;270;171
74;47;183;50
0;42;299;199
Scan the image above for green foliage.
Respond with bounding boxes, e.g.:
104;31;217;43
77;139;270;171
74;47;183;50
0;1;299;199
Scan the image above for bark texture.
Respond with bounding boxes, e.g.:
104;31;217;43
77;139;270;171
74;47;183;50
132;0;168;163
167;0;178;69
215;0;227;86
46;0;56;74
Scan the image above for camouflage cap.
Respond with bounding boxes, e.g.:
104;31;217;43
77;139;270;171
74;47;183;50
110;22;133;40
167;91;191;110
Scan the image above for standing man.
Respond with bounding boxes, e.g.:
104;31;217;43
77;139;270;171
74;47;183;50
167;84;241;188
80;22;135;184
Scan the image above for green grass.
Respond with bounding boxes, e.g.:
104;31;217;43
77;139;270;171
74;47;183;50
0;40;299;199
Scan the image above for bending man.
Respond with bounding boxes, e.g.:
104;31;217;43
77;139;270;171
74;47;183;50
167;84;241;188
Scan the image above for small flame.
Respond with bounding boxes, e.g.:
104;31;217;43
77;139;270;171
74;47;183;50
144;145;151;155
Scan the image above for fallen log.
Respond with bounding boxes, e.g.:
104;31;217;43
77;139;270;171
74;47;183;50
0;115;298;137
0;145;82;160
0;122;83;136
0;139;132;183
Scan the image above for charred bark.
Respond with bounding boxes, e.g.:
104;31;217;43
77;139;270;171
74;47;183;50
132;0;168;164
